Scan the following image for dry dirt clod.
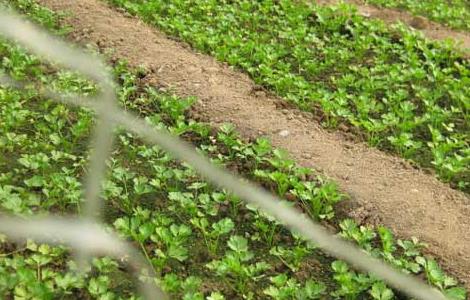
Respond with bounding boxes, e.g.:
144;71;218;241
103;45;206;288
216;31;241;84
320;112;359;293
338;124;349;132
410;16;428;30
254;90;266;98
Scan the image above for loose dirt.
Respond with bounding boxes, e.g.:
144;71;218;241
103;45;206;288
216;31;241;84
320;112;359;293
37;0;470;289
318;0;470;56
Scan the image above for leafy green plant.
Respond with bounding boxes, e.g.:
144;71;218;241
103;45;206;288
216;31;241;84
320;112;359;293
206;235;271;296
264;273;326;299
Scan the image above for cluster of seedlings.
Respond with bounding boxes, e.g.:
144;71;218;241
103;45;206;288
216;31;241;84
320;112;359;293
109;0;469;191
361;0;470;31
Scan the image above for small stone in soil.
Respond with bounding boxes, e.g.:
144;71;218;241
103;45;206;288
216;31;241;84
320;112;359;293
279;130;290;137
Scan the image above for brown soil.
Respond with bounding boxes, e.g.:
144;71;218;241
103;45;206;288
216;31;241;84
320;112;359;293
318;0;470;56
37;0;470;289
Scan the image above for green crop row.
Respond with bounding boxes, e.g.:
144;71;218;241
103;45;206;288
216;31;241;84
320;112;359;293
108;0;470;192
0;1;466;299
362;0;470;31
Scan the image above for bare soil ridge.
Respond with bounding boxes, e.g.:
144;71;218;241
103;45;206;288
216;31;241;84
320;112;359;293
318;0;470;55
37;0;470;288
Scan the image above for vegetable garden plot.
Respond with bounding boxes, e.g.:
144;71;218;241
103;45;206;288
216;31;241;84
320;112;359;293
0;1;467;299
33;0;470;292
108;0;470;192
